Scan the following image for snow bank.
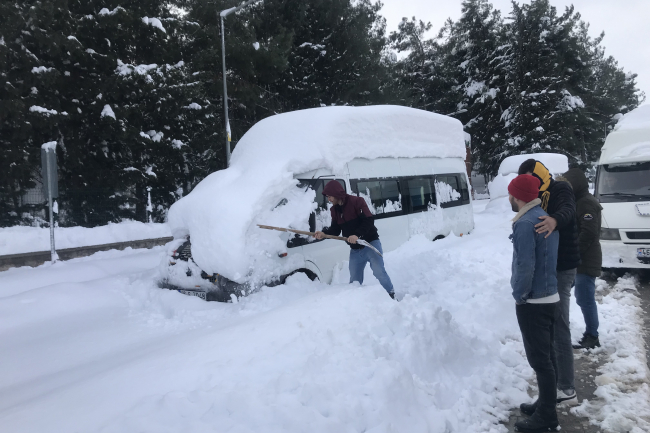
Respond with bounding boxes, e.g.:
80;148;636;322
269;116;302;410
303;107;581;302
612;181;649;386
0;202;532;433
488;153;569;199
3;200;647;432
168;105;466;282
0;221;171;256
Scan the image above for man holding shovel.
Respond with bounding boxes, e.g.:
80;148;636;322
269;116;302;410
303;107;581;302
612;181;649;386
314;180;395;299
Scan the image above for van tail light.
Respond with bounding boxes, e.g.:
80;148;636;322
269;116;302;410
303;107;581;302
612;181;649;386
278;253;288;258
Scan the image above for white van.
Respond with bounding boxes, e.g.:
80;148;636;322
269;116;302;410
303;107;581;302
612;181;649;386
595;105;650;269
160;106;474;301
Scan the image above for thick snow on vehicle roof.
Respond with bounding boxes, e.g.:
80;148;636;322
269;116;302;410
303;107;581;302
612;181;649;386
167;105;466;282
488;153;568;199
601;105;650;164
497;153;568;176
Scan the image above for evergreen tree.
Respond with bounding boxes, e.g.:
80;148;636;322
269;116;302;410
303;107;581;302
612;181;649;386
441;0;506;176
388;17;456;113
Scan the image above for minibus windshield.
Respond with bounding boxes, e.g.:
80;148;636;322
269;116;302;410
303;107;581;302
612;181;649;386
596;161;650;202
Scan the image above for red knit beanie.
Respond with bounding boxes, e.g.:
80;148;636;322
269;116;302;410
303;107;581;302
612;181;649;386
508;174;541;203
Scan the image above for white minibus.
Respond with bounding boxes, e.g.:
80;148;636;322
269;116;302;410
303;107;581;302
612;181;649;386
595;105;650;269
160;105;475;301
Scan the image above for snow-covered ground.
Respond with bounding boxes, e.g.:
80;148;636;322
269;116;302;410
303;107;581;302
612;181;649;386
0;221;171;255
0;199;647;433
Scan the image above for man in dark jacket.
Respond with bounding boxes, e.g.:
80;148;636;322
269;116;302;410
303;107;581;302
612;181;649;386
518;159;580;406
508;174;561;433
564;168;602;349
314;180;395;298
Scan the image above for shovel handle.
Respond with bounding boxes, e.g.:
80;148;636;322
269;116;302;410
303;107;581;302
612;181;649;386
257;224;348;241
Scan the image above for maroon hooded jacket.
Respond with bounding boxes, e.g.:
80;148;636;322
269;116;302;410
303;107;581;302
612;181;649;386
321;180;379;249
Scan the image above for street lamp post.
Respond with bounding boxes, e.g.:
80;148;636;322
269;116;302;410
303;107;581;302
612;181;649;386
220;0;262;167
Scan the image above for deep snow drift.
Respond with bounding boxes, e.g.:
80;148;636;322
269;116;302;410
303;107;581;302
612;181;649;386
1;199;647;433
167;105;467;282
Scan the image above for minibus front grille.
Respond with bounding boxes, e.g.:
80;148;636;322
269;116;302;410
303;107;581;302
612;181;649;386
626;232;650;240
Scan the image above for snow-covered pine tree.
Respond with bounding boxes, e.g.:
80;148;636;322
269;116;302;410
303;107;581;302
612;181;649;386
0;0;79;226
275;0;389;109
498;0;595;167
388;17;456;113
441;0;506;177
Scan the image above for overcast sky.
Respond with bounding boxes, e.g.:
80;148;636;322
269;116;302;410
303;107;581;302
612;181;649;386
379;0;648;105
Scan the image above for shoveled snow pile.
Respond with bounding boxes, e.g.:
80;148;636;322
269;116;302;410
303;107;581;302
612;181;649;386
168;105;466;283
0;221;171;256
488;153;569;199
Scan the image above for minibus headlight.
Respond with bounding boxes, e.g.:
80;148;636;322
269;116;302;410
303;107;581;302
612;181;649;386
600;228;621;241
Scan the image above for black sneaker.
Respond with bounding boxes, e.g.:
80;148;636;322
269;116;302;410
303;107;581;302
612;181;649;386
389;291;396;300
572;334;600;349
514;412;559;432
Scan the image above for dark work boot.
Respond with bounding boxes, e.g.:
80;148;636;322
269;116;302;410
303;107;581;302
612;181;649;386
519;400;538;416
389;291;396;300
572;334;600;349
515;412;559;433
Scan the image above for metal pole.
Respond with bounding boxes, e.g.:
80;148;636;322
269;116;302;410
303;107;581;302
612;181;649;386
219;0;262;168
221;14;231;167
46;149;57;263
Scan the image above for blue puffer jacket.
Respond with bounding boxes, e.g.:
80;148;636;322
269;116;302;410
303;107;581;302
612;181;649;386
510;201;559;304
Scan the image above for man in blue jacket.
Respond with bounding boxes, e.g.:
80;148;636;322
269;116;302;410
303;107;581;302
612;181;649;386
508;174;560;433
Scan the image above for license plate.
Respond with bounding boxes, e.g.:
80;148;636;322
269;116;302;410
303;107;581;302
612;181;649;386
638;248;650;258
178;289;207;300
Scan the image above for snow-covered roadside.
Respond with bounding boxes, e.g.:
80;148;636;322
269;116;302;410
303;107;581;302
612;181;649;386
0;198;647;432
0;221;171;255
571;276;650;433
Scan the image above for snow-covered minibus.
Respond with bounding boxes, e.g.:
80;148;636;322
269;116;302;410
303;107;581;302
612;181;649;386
595;105;650;269
159;105;474;301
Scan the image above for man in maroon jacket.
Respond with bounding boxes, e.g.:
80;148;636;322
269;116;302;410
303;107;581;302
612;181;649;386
314;180;395;299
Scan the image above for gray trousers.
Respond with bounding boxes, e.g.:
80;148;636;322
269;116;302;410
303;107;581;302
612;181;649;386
555;268;577;391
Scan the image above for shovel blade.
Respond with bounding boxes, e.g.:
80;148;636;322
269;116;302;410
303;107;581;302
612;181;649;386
357;239;383;257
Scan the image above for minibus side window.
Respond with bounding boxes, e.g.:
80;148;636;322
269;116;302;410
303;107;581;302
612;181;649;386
353;179;402;217
406;177;436;212
435;175;462;208
458;174;471;204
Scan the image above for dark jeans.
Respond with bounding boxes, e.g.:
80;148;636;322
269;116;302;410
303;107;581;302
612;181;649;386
555;268;576;391
516;302;558;418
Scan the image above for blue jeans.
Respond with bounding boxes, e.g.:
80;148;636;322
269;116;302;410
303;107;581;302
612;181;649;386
554;268;576;392
574;273;599;337
349;240;394;294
